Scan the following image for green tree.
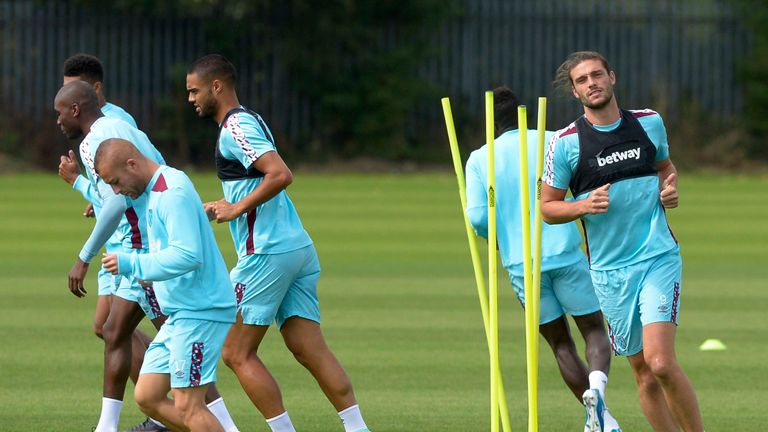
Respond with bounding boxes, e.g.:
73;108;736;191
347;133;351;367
74;0;458;162
735;0;768;158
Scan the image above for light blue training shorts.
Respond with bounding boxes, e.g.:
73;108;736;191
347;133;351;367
113;274;163;320
97;267;120;296
590;249;682;356
510;255;602;325
230;244;321;328
140;317;232;388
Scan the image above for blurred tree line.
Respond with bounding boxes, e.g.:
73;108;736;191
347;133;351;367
735;0;768;161
70;0;458;168
0;0;764;171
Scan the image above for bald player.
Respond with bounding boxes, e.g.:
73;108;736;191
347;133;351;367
54;81;239;432
58;54;157;431
98;138;236;432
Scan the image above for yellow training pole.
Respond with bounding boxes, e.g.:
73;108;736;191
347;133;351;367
441;97;511;432
533;98;547;343
530;97;547;432
486;91;500;432
518;105;537;432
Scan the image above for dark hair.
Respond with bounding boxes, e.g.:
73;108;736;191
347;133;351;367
63;53;104;83
493;86;520;135
188;54;237;86
552;51;613;94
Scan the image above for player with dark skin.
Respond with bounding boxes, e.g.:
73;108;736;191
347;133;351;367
54;81;229;425
466;87;616;410
490;99;612;401
59;156;154;385
59;54;154;390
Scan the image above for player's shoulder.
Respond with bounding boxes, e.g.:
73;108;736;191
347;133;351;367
628;108;664;124
550;121;579;148
223;108;260;131
466;143;489;166
628;108;660;119
553;121;578;139
84;118;131;150
103;102;134;118
159;166;188;184
152;167;193;196
628;108;666;135
221;110;263;145
94;116;135;134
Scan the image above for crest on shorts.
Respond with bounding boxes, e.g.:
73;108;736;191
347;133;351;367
657;294;669;313
173;360;186;379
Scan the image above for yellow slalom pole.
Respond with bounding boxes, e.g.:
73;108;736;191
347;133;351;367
528;97;547;432
532;98;547;352
486;91;500;432
441;97;511;432
518;105;537;432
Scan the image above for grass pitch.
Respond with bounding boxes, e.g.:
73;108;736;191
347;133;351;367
0;171;766;431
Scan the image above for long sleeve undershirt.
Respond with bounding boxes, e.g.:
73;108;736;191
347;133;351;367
77;180;127;263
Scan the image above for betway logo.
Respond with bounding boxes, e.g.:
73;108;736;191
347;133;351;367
597;147;641;167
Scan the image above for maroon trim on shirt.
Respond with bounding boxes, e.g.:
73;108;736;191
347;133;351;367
631;109;657;118
559;125;577;137
580;219;591;268
124;207;143;249
245;209;257;255
152;174;168;192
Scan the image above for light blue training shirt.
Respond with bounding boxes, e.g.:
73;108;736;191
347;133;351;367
543;109;678;271
116;166;237;323
101;102;137;128
217;109;312;257
76;117;165;262
465;129;585;276
72;102;138;254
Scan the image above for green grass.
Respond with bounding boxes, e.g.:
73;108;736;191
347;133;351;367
0;172;766;431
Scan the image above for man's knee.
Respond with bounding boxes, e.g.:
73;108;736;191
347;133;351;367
134;382;160;416
93;322;105;339
282;321;324;365
285;333;328;368
221;338;255;371
221;344;241;370
574;312;608;339
645;354;677;382
102;303;141;345
584;334;610;358
632;361;662;394
285;338;308;365
540;318;574;351
102;318;131;346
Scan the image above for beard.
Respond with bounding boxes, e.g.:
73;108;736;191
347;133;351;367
197;91;218;118
581;87;614;110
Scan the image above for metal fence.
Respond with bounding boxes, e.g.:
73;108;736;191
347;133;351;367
0;1;205;126
0;0;753;164
428;0;751;131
